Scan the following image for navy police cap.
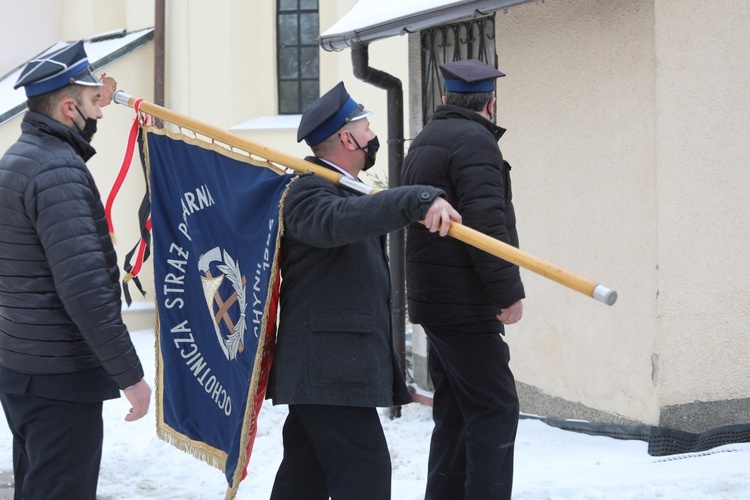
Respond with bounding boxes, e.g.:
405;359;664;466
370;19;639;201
297;82;372;146
14;40;102;98
440;59;505;93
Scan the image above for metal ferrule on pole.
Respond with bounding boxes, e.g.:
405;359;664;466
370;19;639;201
338;177;375;195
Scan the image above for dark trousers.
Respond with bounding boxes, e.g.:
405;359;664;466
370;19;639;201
0;392;104;500
423;323;520;500
270;404;392;500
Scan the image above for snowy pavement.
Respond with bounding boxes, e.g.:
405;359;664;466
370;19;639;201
1;329;749;499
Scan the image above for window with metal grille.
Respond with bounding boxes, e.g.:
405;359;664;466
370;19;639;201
277;0;319;114
420;15;497;125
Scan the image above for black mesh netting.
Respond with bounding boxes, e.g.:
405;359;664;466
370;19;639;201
647;424;750;456
520;415;750;456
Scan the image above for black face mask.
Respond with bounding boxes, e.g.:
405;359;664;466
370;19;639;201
351;135;380;171
74;105;98;143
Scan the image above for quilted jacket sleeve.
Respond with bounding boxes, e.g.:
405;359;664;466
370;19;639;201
26;159;144;389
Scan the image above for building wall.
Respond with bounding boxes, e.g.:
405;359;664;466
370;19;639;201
652;0;750;410
61;0;153;40
473;0;750;429
0;0;152;76
164;0;258;129
494;0;660;424
406;0;750;430
164;0;408;184
0;2;61;74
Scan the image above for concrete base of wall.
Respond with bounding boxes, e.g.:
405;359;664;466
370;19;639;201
516;381;643;427
518;382;750;434
660;398;750;433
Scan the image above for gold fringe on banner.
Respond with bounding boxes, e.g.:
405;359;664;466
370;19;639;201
225;189;289;500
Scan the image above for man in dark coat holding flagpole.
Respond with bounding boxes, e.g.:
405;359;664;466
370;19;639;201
267;82;461;500
402;59;526;500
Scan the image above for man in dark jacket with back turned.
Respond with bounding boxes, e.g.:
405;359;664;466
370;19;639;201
0;41;151;499
402;59;525;500
267;82;461;500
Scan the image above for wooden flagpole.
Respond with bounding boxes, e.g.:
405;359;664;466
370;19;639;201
113;91;617;305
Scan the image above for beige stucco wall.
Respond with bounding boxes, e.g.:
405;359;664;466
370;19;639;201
653;0;750;405
0;0;152;76
0;1;62;74
164;0;261;128
61;0;154;40
164;0;407;184
495;0;659;424
487;0;750;425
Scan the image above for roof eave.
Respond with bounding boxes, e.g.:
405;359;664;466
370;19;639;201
319;0;533;52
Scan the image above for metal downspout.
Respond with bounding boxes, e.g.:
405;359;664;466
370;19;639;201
350;42;406;418
154;0;166;125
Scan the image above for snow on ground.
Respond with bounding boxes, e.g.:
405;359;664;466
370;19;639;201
1;329;749;499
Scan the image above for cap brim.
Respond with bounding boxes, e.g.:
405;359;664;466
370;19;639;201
71;68;103;87
347;107;372;122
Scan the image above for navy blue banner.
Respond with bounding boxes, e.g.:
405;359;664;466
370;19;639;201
147;130;293;494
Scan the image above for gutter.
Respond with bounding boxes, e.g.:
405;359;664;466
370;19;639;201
320;0;532;52
155;0;166;109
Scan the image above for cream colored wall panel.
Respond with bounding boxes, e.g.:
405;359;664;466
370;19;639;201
126;0;155;32
0;0;62;74
228;1;276;121
62;0;126;40
495;0;660;423
654;0;750;405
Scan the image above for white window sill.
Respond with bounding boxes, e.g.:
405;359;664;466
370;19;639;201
230;115;302;131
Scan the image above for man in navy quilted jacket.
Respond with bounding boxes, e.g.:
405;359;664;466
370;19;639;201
0;41;151;499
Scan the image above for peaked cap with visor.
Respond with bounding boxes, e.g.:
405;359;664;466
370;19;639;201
440;59;505;93
297;82;372;146
15;40;102;98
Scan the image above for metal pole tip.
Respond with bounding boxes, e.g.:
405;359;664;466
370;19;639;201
593;284;617;306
